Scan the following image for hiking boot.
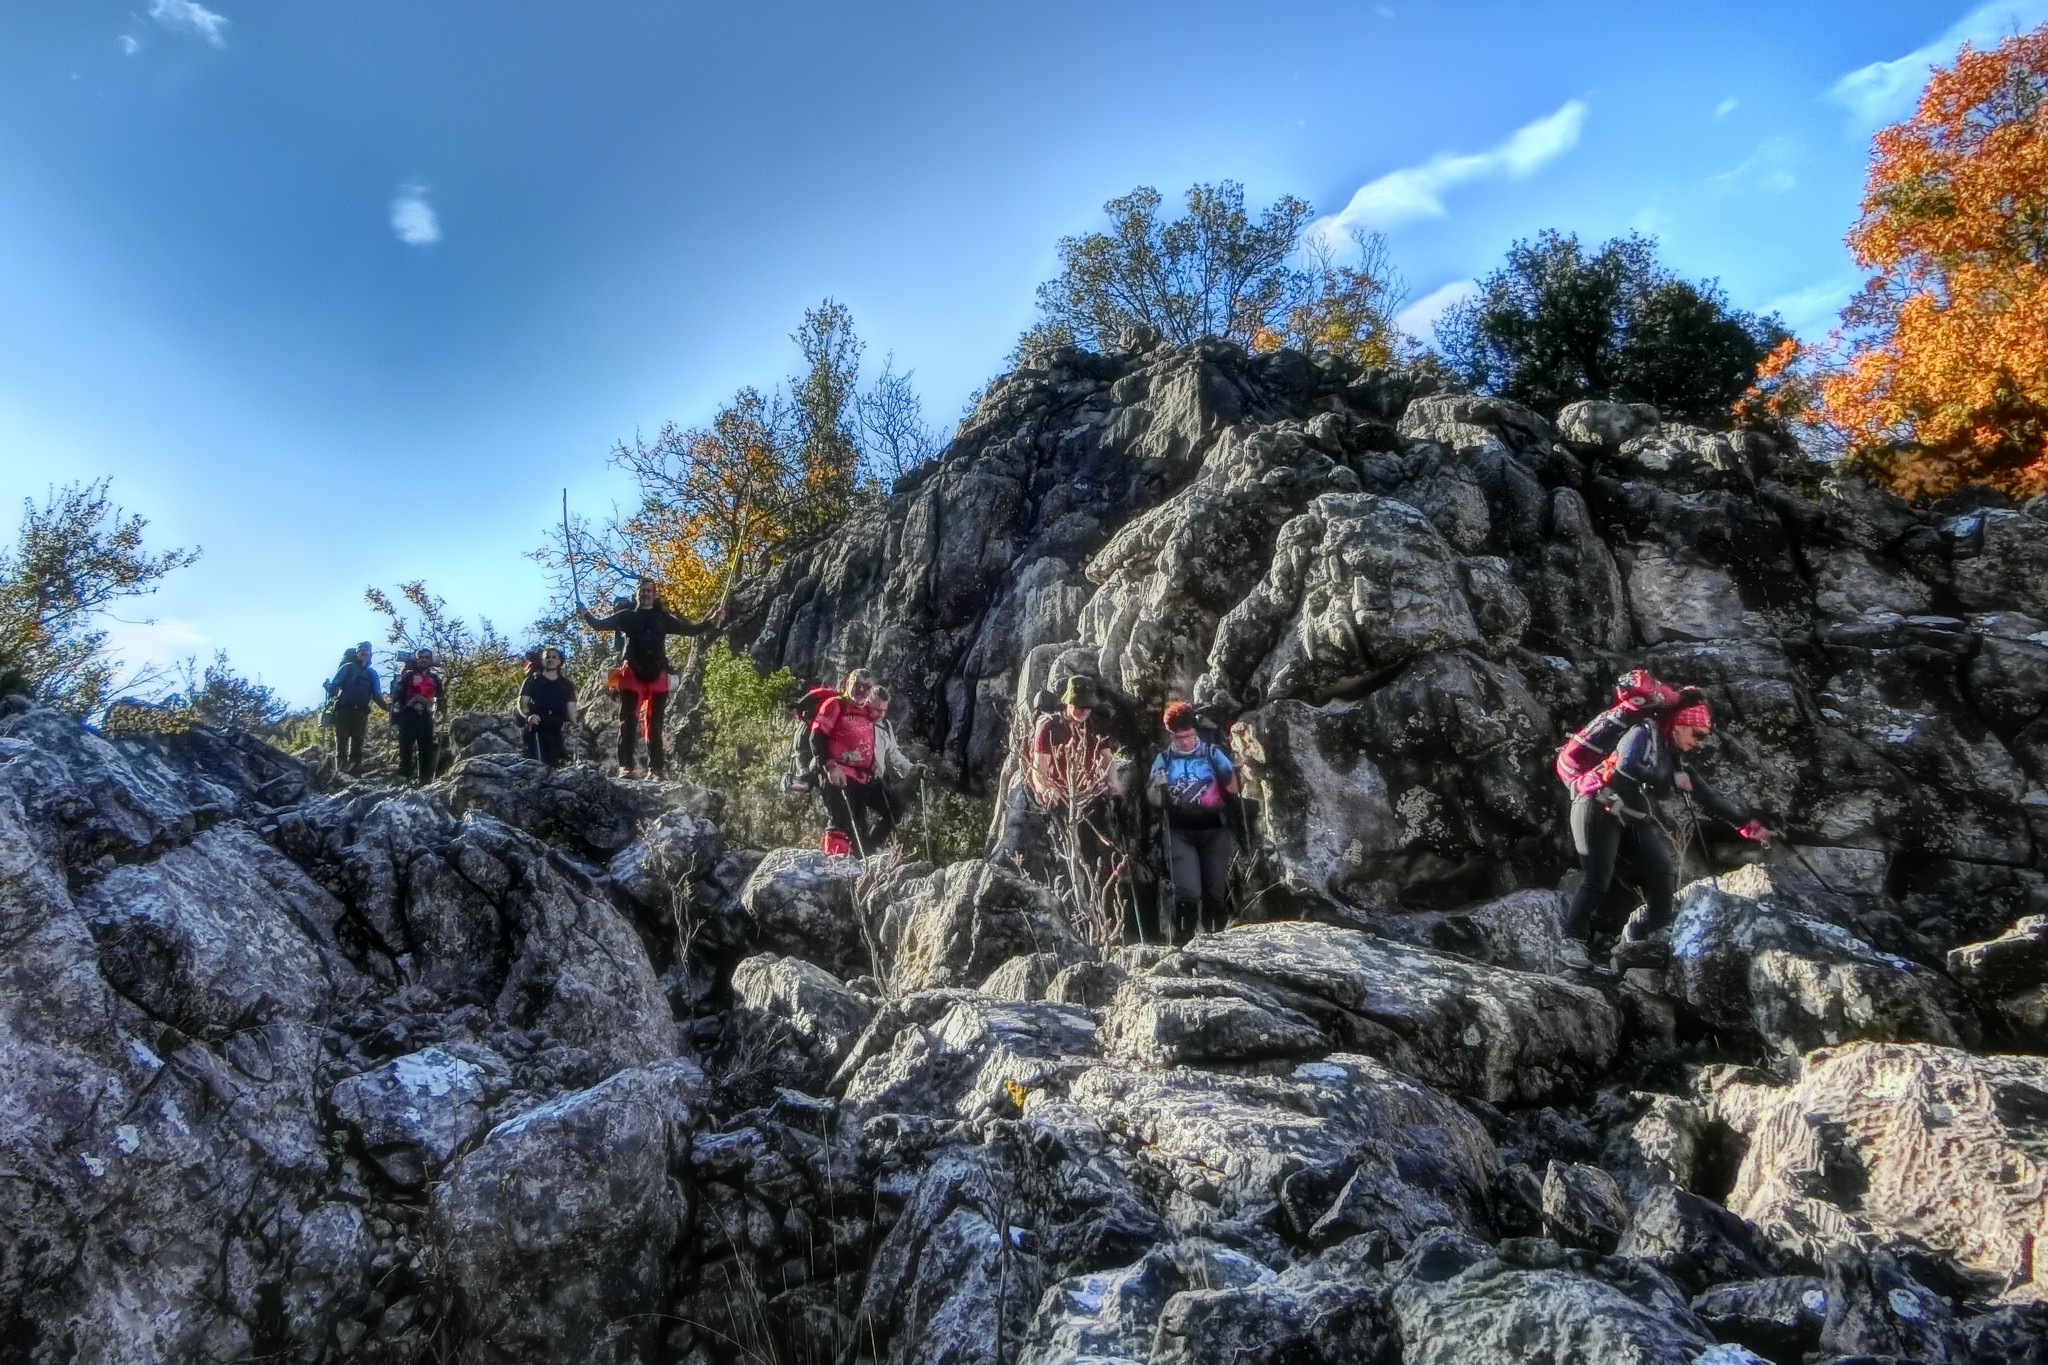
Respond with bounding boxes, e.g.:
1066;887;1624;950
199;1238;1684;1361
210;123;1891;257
616;766;639;780
1612;929;1672;969
1556;938;1593;970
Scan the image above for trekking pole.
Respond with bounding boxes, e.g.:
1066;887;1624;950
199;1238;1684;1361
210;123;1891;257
918;771;933;865
561;490;587;614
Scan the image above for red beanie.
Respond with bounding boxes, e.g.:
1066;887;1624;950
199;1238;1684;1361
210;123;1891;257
1665;702;1712;732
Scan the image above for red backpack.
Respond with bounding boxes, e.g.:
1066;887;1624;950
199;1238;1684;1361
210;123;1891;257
1555;669;1681;795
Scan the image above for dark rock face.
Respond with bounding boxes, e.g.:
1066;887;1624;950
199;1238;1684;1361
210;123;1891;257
8;337;2048;1364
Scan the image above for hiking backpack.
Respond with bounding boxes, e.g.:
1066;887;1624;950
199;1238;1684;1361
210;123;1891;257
780;683;843;793
1554;668;1681;796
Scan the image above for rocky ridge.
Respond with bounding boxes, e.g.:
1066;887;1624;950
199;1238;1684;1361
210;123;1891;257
3;336;2047;1364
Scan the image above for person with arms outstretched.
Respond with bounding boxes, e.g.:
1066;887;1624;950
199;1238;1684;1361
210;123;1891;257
577;579;718;779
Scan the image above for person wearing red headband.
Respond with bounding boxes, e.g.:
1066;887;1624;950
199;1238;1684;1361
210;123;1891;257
1562;690;1773;968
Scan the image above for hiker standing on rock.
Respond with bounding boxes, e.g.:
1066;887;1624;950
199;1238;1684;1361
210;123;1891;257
1147;700;1240;943
577;579;719;780
1563;694;1773;968
518;646;576;768
811;672;904;855
390;648;447;786
324;641;386;777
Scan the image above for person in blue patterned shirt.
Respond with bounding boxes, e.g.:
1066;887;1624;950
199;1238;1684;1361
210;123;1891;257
1146;700;1239;943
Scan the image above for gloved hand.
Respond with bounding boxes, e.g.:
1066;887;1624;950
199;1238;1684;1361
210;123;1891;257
1737;819;1773;844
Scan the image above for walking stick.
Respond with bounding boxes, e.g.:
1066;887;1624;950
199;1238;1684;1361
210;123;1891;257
919;770;933;865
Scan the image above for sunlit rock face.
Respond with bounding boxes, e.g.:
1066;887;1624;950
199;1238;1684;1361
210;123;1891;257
7;336;2048;1363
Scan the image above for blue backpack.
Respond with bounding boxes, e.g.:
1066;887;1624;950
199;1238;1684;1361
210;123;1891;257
330;661;378;705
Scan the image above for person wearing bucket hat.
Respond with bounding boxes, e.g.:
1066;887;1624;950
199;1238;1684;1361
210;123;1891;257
1562;689;1774;969
1029;674;1105;801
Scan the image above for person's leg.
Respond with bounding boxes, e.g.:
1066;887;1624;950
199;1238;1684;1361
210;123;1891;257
617;693;639;771
645;692;669;776
1563;797;1622;941
862;779;897;848
1630;823;1679;932
540;725;566;767
1196;827;1235;933
1167;827;1202;944
396;716;416;783
419;722;437;784
820;783;856;854
333;708;349;766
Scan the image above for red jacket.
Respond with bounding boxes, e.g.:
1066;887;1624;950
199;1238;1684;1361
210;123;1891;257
811;696;876;780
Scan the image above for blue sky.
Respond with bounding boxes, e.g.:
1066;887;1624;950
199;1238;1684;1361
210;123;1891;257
3;0;2043;707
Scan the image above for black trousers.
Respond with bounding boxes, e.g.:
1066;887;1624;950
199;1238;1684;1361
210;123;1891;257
333;704;370;773
397;709;437;785
528;723;568;767
617;691;668;773
1565;796;1676;941
822;778;896;853
1167;825;1234;939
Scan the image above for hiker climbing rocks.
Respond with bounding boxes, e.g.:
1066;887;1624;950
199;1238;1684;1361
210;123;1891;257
1147;700;1240;943
390;647;447;786
1562;689;1774;968
577;579;718;779
324;642;386;776
811;672;905;855
518;646;576;767
1029;675;1113;803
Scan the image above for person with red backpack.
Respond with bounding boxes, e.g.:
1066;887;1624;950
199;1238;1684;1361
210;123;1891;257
1561;684;1773;968
810;669;893;855
390;647;446;786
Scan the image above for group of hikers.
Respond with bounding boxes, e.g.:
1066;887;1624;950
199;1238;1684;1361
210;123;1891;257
322;574;1777;968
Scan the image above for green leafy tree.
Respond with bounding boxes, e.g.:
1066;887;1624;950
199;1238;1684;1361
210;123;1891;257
1034;182;1317;350
0;480;199;715
163;650;289;730
1437;230;1784;424
365;581;528;714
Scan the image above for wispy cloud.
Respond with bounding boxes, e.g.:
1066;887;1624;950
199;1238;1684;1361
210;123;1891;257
1714;96;1739;118
1312;100;1588;238
389;182;441;246
1709;138;1797;195
104;616;210;672
1394;279;1480;344
1764;277;1860;337
119;34;141;56
148;0;228;48
1829;0;2048;124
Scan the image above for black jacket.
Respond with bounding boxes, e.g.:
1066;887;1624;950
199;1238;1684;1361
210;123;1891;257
519;673;576;727
585;605;706;682
1604;722;1748;826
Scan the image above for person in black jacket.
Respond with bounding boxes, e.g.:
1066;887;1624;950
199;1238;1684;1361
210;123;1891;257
324;642;387;776
390;648;447;786
518;646;577;767
576;580;719;779
1564;697;1774;968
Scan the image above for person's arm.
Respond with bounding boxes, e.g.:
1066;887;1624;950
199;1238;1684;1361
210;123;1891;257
582;607;627;632
1603;726;1657;814
518;677;539;724
655;606;708;637
1213;747;1241;796
1686;767;1759;832
1144;754;1166;808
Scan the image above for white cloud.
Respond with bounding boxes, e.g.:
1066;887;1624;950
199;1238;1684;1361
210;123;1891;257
1715;96;1739;118
1763;277;1860;337
119;34;141;55
1829;0;2048;124
1312;100;1588;238
1375;5;1396;16
149;0;228;48
389;183;441;246
1394;279;1480;344
1709;138;1797;195
103;616;210;673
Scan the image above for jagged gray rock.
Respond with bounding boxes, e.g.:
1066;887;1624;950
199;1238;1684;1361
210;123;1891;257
1715;1040;2048;1299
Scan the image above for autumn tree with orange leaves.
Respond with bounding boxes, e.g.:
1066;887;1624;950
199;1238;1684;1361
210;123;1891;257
1742;25;2048;498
